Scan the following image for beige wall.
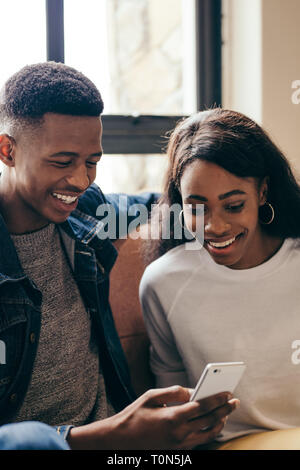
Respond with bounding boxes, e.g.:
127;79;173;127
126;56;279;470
262;0;300;173
222;0;300;173
222;0;262;123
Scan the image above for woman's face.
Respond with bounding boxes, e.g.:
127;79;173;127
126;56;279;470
180;160;269;269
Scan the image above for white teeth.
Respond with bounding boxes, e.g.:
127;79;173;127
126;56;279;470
52;193;77;204
208;236;237;248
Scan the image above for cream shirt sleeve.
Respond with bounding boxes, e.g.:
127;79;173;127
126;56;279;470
139;267;189;388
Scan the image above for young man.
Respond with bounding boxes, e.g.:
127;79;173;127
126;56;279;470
0;62;238;450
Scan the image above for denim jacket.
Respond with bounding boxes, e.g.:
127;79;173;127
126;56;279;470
0;183;158;432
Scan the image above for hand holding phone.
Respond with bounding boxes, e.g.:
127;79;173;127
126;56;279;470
190;362;246;402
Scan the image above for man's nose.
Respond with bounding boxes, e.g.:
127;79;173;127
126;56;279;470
205;212;231;236
65;165;90;192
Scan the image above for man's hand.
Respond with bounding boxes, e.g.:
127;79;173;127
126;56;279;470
68;386;239;450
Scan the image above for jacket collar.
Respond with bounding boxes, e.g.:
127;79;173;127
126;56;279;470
0;207;118;282
60;208;106;245
60;208;118;274
0;212;26;282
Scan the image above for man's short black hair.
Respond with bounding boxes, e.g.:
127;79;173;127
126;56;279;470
0;61;103;129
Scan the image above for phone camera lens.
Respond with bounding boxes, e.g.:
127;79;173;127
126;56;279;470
214;369;220;373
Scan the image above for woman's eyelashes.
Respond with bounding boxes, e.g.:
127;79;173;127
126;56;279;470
226;202;245;212
190;201;246;215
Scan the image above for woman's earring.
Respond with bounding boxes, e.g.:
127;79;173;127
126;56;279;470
178;208;204;247
179;209;185;229
178;209;196;241
259;202;275;225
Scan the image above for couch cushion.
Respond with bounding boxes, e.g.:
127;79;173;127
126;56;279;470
110;234;154;396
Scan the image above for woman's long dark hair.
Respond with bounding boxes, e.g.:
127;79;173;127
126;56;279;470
143;108;300;264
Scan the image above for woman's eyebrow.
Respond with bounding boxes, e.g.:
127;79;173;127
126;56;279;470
218;190;247;200
186;189;246;202
186;194;208;202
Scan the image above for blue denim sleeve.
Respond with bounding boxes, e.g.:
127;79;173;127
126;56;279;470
54;424;74;444
0;422;71;450
105;192;160;239
78;183;160;239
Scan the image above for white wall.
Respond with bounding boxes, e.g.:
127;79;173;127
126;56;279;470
261;0;300;173
222;0;262;124
222;0;300;173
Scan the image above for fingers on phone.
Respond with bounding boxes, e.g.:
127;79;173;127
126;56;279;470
227;398;240;410
196;391;233;414
143;385;190;407
186;394;240;422
183;419;225;449
198;401;235;428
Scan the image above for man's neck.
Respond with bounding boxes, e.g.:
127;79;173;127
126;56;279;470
0;190;49;235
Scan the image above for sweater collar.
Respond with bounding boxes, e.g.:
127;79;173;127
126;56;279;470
0;207;117;282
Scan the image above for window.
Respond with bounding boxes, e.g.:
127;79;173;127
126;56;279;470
0;0;222;193
0;0;46;86
62;0;221;192
63;0;200;192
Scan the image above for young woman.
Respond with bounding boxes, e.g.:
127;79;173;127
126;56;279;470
139;108;300;444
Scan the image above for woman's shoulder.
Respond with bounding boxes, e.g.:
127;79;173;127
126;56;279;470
290;237;300;250
281;237;300;258
285;237;300;261
140;240;205;292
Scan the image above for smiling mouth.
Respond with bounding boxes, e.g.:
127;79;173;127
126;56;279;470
52;192;79;205
206;233;244;250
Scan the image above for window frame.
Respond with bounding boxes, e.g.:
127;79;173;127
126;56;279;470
46;0;222;154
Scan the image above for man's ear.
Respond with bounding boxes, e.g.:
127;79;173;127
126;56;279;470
259;176;269;206
0;134;15;167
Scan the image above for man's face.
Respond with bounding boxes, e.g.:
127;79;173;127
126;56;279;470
7;113;103;230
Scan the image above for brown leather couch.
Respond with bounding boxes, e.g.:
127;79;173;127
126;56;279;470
110;234;154;397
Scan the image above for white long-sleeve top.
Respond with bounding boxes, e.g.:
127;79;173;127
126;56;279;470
139;237;300;441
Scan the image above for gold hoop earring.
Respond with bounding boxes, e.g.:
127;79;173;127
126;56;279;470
179;209;184;229
178;209;196;240
259;202;275;225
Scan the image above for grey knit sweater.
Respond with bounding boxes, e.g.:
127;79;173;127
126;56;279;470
10;223;114;426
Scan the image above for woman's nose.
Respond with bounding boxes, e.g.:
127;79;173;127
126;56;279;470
204;212;231;236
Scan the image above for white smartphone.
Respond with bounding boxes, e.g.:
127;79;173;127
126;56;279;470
190;362;246;402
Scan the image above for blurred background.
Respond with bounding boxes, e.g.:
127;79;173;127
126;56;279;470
0;0;299;193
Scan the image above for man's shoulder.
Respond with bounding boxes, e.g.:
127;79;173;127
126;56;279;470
77;185;160;219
